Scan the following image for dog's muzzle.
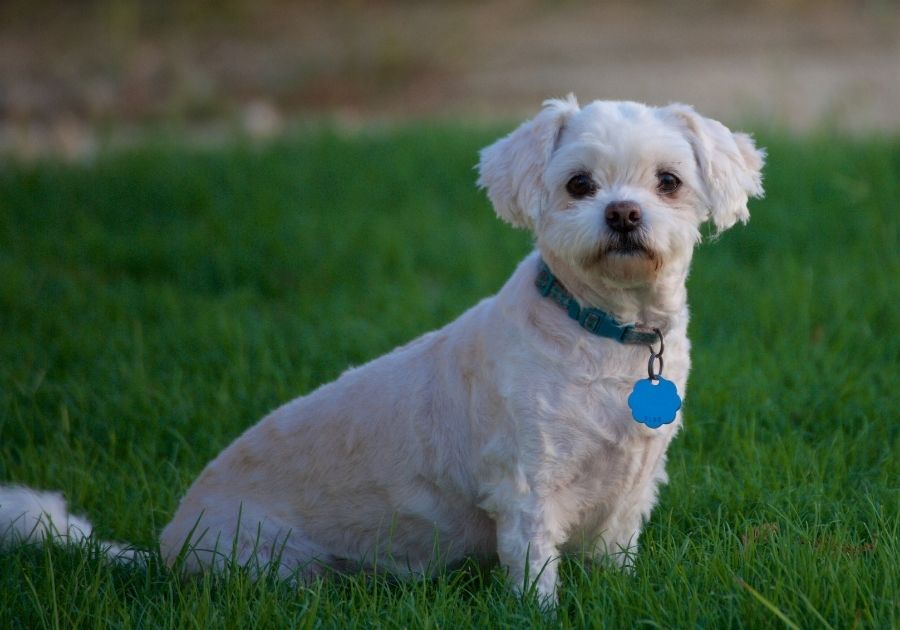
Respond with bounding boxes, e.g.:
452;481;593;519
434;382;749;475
605;201;642;234
602;201;651;256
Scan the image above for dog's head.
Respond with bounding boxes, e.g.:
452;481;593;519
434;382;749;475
478;96;764;286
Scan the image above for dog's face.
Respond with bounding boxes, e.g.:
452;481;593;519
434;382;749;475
478;97;764;286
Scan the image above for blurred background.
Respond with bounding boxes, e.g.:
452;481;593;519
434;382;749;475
2;0;899;159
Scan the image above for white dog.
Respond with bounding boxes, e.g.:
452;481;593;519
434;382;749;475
0;97;763;600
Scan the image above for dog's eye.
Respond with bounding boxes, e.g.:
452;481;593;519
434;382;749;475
566;173;597;199
657;172;681;195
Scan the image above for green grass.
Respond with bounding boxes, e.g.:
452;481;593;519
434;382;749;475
1;124;897;628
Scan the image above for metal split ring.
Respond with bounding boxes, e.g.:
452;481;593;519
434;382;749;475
647;328;665;381
647;353;664;381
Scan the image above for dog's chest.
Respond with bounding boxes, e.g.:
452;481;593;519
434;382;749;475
526;341;683;539
558;420;673;534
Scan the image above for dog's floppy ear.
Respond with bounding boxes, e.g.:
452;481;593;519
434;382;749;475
477;95;580;230
665;104;765;233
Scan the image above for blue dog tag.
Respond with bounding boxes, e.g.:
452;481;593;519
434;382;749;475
628;377;682;428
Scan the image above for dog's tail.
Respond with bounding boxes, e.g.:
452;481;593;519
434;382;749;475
0;485;142;562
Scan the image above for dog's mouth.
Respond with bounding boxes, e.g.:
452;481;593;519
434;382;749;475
601;234;653;258
583;234;663;281
579;233;661;281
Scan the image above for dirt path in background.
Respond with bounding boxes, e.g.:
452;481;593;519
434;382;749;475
1;1;898;158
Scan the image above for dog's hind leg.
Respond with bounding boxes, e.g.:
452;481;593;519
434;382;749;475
160;500;332;580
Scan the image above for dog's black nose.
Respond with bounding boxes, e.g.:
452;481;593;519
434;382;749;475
605;201;642;233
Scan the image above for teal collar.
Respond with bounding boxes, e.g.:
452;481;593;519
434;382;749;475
534;259;659;345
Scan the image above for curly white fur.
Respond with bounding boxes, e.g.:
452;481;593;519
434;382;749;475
0;97;764;601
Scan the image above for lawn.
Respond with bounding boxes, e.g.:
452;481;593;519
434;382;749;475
0;124;897;628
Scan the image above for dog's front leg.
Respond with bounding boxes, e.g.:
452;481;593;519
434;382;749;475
495;505;561;602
